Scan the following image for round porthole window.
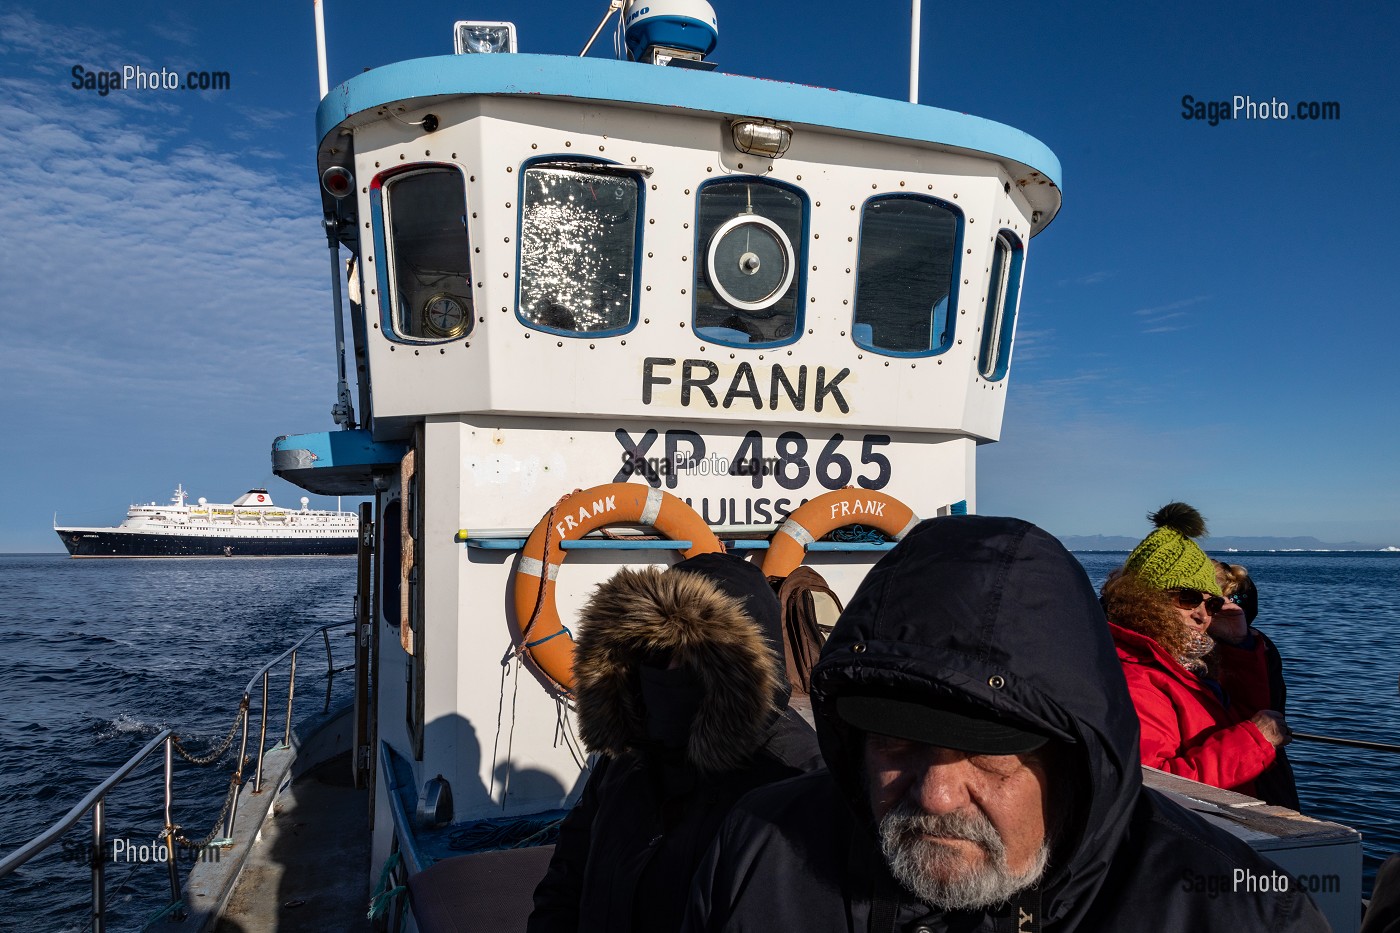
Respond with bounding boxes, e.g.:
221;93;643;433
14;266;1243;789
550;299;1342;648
705;214;794;313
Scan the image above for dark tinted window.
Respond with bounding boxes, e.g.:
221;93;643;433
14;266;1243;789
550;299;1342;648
694;180;804;346
384;168;473;340
853;197;960;355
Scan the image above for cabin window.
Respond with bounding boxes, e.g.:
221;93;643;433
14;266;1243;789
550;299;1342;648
382;167;474;341
694;179;805;347
979;231;1023;381
852;196;961;356
518;162;640;335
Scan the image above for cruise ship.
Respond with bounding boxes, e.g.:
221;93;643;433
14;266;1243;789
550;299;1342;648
53;484;358;557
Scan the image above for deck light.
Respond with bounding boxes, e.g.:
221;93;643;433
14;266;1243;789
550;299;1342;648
453;21;518;54
321;165;354;200
730;120;793;159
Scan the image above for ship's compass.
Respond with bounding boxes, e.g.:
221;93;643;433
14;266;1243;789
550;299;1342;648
423;293;469;338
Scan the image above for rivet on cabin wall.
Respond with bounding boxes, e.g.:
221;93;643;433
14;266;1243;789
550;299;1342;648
505;202;512;209
814;233;820;240
682;255;688;262
807;328;814;335
472;212;478;218
478;316;484;322
857;353;863;359
590;343;596;349
847;236;853;242
651;184;657;190
849;205;855;210
883;361;889;367
737;163;744;170
707;166;713;172
524;333;530;338
501;307;508;313
507;166;513;173
758;354;765;360
681;288;687;295
964;278;969;284
729;353;735;358
937;359;943;365
910;363;916;369
375;161;381;167
365;222;370;228
786;350;793;355
565;141;572;147
811;265;817;271
966;248;972;254
810;297;815;303
390;345;395;351
969;218;975;223
840;330;846;336
845;267;850;273
646;286;652;291
425;150;430;156
683;222;690;229
439;348;445;355
373;322;379;329
927;184;933;190
399;154;405;160
477;282;483;288
647;251;654;258
899;181;905;187
502;272;509;278
953;193;959;198
475;247;481;254
621;340;627;345
599;145;606;152
685;188;691;195
644;317;651;324
470;175;476;181
532;143;538;149
871;183;877;189
503;236;510;242
557;341;563;347
465;342;471;348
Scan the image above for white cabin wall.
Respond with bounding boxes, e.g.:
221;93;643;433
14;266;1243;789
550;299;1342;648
347;97;1033;443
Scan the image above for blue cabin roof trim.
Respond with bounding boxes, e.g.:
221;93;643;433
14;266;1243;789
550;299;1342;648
316;54;1062;191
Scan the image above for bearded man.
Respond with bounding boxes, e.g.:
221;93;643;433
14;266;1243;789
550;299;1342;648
683;516;1329;932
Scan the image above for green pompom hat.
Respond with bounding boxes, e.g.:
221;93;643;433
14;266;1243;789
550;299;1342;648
1123;502;1221;595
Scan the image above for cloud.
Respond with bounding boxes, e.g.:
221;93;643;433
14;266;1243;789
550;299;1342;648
0;11;344;500
1130;294;1210;333
1055;270;1113;287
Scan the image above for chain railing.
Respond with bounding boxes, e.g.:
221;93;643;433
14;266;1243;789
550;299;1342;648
0;619;356;931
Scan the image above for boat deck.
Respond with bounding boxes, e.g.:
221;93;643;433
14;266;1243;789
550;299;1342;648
215;751;370;933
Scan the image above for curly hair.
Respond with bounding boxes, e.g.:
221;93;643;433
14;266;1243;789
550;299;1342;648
1100;568;1199;660
1214;560;1248;597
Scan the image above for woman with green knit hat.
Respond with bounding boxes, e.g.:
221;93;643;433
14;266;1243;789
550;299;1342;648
1100;503;1291;799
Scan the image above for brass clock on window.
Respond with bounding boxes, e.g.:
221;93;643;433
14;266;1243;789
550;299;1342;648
423;293;469;338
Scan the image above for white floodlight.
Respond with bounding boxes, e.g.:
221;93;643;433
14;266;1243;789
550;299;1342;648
453;21;518;54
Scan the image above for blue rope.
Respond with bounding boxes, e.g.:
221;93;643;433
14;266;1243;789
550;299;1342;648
826;524;889;544
448;813;566;852
524;625;572;649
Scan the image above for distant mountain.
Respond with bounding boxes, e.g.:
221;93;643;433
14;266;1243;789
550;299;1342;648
1058;534;1395;552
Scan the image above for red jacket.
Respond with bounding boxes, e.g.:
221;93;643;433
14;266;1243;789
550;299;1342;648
1109;622;1276;796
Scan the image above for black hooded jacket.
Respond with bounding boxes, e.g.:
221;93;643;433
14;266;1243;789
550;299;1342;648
682;517;1329;932
528;554;821;933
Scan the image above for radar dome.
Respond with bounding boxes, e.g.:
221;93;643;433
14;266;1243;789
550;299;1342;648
623;0;718;60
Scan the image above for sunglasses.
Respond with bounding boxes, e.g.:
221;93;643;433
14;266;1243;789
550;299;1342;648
1167;588;1226;614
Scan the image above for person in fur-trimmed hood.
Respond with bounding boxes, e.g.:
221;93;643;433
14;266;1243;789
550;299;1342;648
527;552;821;933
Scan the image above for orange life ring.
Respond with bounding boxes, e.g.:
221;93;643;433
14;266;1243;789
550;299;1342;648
512;483;723;695
759;488;919;578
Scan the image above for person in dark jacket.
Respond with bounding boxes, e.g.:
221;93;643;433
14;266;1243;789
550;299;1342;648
683;516;1329;932
1213;560;1300;809
528;552;821;933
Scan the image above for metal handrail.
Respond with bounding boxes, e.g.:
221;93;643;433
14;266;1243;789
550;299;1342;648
0;730;182;933
0;618;357;931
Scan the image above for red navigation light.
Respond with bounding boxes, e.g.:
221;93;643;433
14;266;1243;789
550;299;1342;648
321;166;354;200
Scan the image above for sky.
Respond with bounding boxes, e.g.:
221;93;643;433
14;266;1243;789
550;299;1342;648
1;0;1396;552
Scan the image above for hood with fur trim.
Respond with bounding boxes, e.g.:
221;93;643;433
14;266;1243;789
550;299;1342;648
572;562;784;773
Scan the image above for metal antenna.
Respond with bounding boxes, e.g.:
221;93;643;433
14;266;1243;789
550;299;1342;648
581;1;624;57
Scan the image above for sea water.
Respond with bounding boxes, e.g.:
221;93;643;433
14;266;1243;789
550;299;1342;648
0;550;1397;930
